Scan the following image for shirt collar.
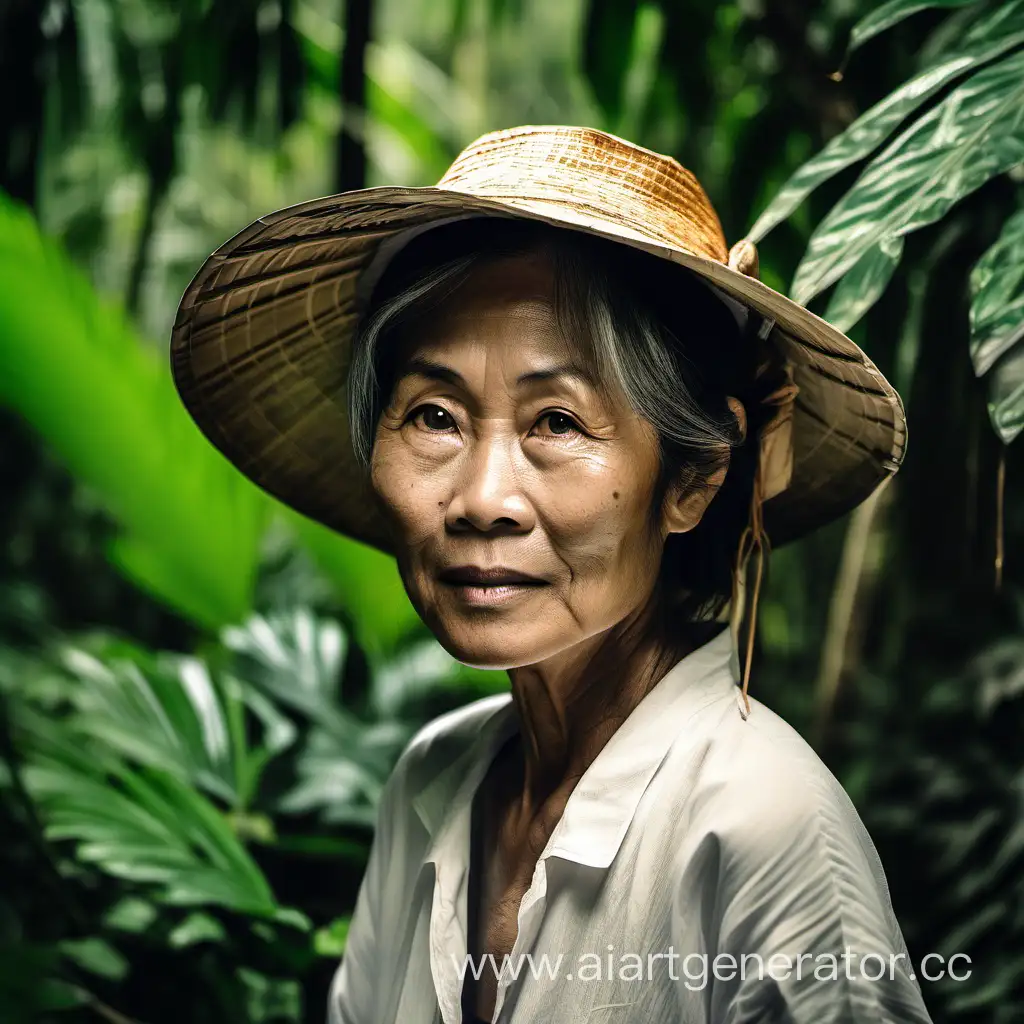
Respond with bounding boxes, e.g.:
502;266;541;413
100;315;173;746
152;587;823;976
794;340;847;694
411;625;740;870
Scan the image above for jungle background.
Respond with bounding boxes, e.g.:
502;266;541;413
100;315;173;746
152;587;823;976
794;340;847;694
1;0;1023;1021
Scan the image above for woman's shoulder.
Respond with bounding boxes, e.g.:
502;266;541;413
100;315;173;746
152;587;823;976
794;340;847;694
669;690;882;870
387;691;514;794
661;693;924;1019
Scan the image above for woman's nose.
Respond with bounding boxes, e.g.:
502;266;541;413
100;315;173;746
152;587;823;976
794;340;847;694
445;432;534;537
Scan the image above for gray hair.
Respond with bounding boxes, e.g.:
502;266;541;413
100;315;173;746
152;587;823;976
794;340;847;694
346;217;763;622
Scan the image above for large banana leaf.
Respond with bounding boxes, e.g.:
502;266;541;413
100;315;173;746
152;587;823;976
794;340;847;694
0;193;266;629
0;191;424;648
848;0;981;53
749;0;1024;243
790;47;1024;306
285;513;421;655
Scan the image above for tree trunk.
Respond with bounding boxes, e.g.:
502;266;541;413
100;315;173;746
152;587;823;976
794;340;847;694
337;0;373;193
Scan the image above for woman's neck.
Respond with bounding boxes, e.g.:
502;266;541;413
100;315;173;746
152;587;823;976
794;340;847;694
503;600;699;827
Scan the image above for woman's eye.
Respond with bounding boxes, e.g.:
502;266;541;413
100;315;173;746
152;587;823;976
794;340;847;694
410;404;457;431
535;411;584;438
407;405;584;438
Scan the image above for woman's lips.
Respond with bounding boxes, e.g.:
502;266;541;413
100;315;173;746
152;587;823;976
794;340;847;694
440;580;548;606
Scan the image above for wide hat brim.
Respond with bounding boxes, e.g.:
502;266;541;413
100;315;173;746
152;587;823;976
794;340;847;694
171;128;906;552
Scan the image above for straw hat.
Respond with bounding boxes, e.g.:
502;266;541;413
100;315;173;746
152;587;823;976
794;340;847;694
170;125;906;552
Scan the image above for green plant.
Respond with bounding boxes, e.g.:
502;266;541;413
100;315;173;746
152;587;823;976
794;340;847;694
841;590;1024;1021
0;605;501;1023
750;0;1024;443
0;190;423;649
741;5;1024;1020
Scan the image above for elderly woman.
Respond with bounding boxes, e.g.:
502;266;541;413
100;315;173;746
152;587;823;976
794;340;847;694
171;128;931;1024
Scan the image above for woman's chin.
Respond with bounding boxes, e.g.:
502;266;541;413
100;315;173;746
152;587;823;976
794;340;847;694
430;621;563;672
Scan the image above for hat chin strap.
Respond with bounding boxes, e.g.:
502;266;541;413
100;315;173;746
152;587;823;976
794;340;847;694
729;466;768;720
722;238;778;720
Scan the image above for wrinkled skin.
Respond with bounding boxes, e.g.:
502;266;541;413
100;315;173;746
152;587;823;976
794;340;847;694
369;250;740;1021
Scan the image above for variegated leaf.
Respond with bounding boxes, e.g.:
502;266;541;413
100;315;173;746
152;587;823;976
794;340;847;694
791;49;1024;306
824;236;905;332
969;206;1024;377
849;0;980;53
749;0;1024;243
987;342;1024;444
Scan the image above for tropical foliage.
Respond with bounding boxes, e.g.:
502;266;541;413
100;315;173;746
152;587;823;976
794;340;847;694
2;604;501;1022
751;0;1024;442
1;0;1023;1021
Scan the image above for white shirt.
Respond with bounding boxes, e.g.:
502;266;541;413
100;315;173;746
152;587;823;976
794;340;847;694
328;626;934;1024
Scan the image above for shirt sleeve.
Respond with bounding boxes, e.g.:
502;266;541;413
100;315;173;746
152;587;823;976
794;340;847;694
671;752;935;1024
327;760;403;1024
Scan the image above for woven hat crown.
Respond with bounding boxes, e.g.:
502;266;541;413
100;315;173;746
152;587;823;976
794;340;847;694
435;126;729;264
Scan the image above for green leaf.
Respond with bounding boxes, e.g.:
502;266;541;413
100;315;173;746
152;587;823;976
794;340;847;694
970;206;1024;376
58;643;290;811
0;943;69;1019
791;48;1024;306
222;609;350;733
368;635;472;717
222;609;407;823
612;4;665;142
749;0;1024;242
35;979;88;1011
276;724;394;827
365;40;475;184
221;608;498;825
285;513;421;656
824;236;905;332
168;913;227;949
20;709;280;916
102;897;158;934
313;916;351;957
0;192;267;629
237;967;302;1024
272;907;313;932
269;835;368;861
848;0;980;53
972;636;1024;715
58;938;129;982
986;342;1024;444
64;649;234;801
938;899;1005;953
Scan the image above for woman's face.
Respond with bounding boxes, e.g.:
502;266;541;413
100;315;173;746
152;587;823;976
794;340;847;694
370;251;708;670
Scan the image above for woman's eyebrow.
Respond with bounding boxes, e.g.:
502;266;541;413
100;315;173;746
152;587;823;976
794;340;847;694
398;356;598;390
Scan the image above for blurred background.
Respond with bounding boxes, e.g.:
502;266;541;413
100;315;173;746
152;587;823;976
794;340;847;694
1;0;1023;1021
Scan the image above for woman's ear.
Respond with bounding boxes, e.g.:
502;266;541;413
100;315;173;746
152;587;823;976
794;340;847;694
662;464;728;536
662;396;746;536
